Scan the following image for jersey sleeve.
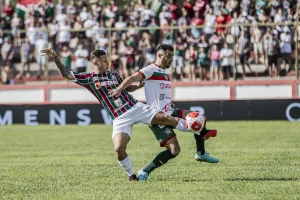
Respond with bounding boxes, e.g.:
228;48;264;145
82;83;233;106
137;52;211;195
138;65;155;80
70;71;92;85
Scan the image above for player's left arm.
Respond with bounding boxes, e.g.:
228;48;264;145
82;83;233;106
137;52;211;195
109;72;143;96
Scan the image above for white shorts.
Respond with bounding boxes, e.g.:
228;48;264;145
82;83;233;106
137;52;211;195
37;55;47;65
112;102;160;138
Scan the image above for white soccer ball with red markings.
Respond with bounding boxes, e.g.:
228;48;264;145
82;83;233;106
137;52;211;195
185;112;206;134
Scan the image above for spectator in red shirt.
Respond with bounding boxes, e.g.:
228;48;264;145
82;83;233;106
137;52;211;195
3;0;14;18
216;10;226;37
193;0;207;17
168;0;180;20
190;12;204;38
183;0;194;18
110;0;118;13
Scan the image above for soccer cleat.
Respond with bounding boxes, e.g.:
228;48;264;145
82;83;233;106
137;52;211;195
137;169;149;181
129;174;138;182
202;129;217;139
195;152;219;163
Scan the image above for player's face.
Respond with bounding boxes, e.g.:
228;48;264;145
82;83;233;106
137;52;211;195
160;50;174;69
92;55;109;72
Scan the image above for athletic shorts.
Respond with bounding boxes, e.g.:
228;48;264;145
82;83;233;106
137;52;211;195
149;108;184;147
112;102;161;138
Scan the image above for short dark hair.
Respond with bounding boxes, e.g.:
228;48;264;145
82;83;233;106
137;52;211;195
91;50;107;59
157;44;174;52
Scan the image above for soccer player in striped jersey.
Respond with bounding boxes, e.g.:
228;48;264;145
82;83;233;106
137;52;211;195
111;44;219;181
41;48;201;182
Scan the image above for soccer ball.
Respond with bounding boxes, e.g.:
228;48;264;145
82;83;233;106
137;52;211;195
185;112;206;134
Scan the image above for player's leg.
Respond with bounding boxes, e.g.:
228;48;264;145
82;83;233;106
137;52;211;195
181;109;219;163
112;116;137;181
151;111;190;132
138;126;179;181
132;102;194;133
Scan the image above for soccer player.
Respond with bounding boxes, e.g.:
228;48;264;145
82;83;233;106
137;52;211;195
41;48;205;182
111;44;219;181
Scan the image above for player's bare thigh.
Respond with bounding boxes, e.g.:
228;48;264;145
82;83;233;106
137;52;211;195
151;111;180;127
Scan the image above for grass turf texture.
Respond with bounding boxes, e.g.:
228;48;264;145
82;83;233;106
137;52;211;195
0;122;300;200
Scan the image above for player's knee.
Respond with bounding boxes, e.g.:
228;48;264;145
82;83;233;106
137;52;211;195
170;146;181;157
114;145;126;155
156;113;171;123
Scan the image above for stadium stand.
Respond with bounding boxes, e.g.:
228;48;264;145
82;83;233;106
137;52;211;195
0;0;300;85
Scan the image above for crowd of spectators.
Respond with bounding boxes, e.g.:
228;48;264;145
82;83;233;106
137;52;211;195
1;0;300;84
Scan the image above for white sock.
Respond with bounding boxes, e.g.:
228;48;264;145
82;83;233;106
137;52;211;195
118;156;134;176
175;119;189;132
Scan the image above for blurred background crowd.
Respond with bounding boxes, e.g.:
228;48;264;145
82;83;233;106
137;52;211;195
1;0;300;84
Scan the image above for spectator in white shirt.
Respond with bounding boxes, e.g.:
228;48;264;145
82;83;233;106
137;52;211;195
274;8;284;32
97;33;109;52
55;0;66;15
57;21;71;51
204;7;216;38
55;9;67;26
141;4;155;23
115;16;127;37
74;43;89;72
35;33;48;78
26;23;38;55
83;15;97;39
279;26;293;72
220;43;233;80
79;6;90;22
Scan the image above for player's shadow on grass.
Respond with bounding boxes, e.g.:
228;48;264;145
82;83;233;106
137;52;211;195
225;177;299;181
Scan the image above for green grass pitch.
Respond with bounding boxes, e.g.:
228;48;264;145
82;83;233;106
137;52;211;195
1;122;300;200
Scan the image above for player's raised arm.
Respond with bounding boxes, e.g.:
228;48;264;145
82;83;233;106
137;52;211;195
40;48;75;80
109;72;143;97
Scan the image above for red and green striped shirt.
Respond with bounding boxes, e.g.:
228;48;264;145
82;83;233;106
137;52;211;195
72;70;138;120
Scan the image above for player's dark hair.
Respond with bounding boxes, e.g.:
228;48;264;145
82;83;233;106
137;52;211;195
157;44;174;52
91;50;107;59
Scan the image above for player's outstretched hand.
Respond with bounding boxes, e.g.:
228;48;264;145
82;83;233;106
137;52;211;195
40;48;58;57
109;88;122;97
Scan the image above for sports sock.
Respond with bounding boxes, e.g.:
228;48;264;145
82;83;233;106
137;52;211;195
143;150;176;174
194;134;206;155
200;127;208;137
175;119;189;132
118;156;134;176
199;122;207;137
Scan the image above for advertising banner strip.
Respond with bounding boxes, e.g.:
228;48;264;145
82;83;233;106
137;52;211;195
0;100;299;125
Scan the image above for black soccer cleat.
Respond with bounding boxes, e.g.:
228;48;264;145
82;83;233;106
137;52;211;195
129;174;138;182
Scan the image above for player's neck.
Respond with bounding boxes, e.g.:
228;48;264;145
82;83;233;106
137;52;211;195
93;67;108;73
154;62;163;68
